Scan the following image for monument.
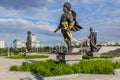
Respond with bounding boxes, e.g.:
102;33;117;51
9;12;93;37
54;2;83;63
88;27;97;56
25;31;32;54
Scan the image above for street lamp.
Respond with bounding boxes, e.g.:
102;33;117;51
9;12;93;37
7;42;11;56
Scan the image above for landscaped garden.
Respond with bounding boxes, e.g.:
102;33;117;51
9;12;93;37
10;59;120;77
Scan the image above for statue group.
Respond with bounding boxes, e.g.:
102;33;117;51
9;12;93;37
25;2;97;57
54;2;97;55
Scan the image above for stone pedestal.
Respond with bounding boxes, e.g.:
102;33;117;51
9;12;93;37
56;52;82;64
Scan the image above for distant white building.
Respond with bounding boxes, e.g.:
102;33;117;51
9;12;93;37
31;34;40;48
31;34;36;42
32;40;40;48
102;41;120;46
118;42;120;45
107;42;116;45
14;39;26;48
0;40;5;48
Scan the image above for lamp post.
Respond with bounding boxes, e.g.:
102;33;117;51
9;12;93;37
60;41;63;53
7;42;11;57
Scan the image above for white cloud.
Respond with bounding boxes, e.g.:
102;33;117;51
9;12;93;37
0;18;57;34
0;6;25;18
81;0;106;4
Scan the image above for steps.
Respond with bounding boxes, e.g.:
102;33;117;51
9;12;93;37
99;46;120;53
92;46;120;57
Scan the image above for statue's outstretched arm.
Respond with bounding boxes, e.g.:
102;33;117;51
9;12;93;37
54;27;60;33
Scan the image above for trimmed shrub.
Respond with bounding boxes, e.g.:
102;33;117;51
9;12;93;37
9;65;21;71
31;60;56;77
6;55;48;59
82;54;114;59
72;63;81;73
79;60;114;74
114;62;120;69
20;62;31;71
53;63;74;76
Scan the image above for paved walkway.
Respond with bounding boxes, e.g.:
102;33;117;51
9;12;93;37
0;55;120;80
0;57;40;80
45;73;120;80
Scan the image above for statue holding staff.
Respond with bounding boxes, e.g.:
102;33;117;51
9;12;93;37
26;31;32;53
88;27;97;56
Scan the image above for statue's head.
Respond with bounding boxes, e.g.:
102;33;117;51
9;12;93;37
89;27;93;32
63;2;71;12
27;31;31;35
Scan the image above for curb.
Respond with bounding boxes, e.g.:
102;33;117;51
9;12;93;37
43;69;120;80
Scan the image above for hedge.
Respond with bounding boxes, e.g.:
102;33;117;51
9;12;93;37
6;55;48;59
82;54;114;59
9;59;120;77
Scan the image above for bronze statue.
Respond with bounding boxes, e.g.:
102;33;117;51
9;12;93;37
26;31;32;53
88;27;97;56
54;2;82;53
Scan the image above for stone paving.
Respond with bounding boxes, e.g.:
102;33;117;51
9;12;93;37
45;74;120;80
0;54;120;80
44;69;120;80
0;57;39;80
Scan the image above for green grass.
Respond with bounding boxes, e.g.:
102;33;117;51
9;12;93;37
6;55;49;59
9;59;120;77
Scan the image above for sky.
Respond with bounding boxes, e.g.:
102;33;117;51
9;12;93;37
0;0;120;46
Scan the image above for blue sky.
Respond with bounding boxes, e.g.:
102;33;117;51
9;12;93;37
0;0;120;46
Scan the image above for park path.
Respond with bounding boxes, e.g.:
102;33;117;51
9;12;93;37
0;54;120;80
0;57;41;80
0;54;56;80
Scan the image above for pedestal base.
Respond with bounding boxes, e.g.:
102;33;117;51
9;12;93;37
56;52;82;63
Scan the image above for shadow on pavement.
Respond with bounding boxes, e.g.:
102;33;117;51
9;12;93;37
19;72;44;80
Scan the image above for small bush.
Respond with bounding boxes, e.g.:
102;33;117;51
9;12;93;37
31;60;56;77
114;62;120;69
20;62;31;71
53;63;74;76
72;63;81;73
9;65;21;71
79;60;114;74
